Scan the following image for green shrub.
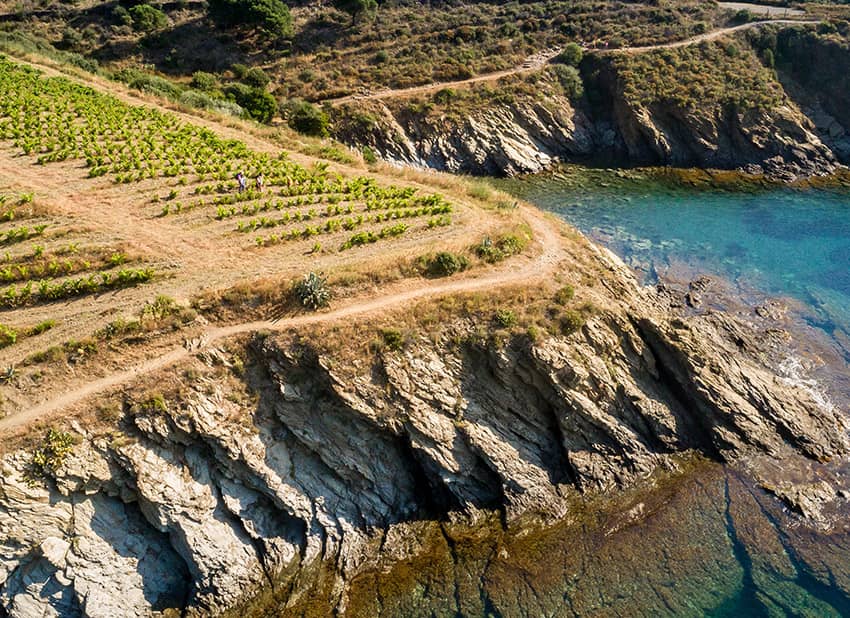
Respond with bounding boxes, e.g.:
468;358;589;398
555;42;583;67
559;309;585;335
243;67;271;89
208;0;294;39
231;63;249;79
362;146;377;164
494;309;516;328
333;0;377;25
30;429;76;479
226;84;277;123
178;90;246;117
475;234;528;263
190;71;218;91
732;9;753;24
129;4;168;32
424;251;468;277
113;5;133;26
550;64;584;99
117;68;184;100
294;272;330;309
286;100;330;136
553;284;575;305
379;328;405;351
0;323;17;348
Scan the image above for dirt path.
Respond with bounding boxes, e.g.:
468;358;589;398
324;20;816;105
0;204;562;432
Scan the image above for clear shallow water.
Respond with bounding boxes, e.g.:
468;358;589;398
502;169;850;375
494;169;850;617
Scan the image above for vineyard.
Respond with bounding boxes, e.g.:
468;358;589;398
0;55;481;364
0;56;458;264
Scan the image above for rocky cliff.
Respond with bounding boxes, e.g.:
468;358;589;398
0;246;846;616
331;29;848;179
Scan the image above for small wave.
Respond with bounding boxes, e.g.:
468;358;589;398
777;355;837;416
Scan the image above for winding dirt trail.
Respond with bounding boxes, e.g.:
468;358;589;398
0;205;563;432
325;19;816;105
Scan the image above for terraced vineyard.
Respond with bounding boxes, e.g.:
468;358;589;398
0;55;489;367
0;56;457;261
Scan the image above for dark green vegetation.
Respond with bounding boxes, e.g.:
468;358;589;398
0;0;749;104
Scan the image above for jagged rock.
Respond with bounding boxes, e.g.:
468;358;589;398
0;253;846;615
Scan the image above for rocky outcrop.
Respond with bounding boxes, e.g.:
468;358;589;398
0;252;846;615
332;95;597;176
772;28;850;163
331;29;846;179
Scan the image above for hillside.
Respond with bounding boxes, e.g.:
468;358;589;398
0;4;849;616
0;54;539;421
2;1;849;177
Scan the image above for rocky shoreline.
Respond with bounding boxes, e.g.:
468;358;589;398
331;28;850;180
0;239;847;616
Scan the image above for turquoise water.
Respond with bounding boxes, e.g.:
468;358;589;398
503;170;850;376
496;169;850;616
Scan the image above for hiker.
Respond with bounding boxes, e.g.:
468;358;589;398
235;172;247;193
256;173;264;192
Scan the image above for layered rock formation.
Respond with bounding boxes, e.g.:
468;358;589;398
331;28;848;179
0;249;846;616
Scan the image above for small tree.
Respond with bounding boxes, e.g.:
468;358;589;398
286;100;330;137
129;4;168;32
226;84;277;123
333;0;377;25
294;272;330;310
551;65;584;100
191;71;218;91
555;42;583;67
208;0;293;39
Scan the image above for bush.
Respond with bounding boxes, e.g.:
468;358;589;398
494;309;516;328
129;4;168;32
226;84;277;123
424;251;468;277
179;90;245;117
559;309;585;335
555;42;583;67
30;429;76;479
362;146;377;164
553;284;575;305
0;323;17;348
191;71;218;91
551;65;584;100
379;328;405;350
333;0;377;24
113;5;133;26
243;67;271;89
475;234;528;263
286;100;330;137
294;272;330;309
208;0;294;39
117;68;183;100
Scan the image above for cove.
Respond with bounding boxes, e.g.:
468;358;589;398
501;167;850;403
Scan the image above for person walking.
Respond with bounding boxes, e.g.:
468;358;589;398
256;173;264;192
235;172;247;193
